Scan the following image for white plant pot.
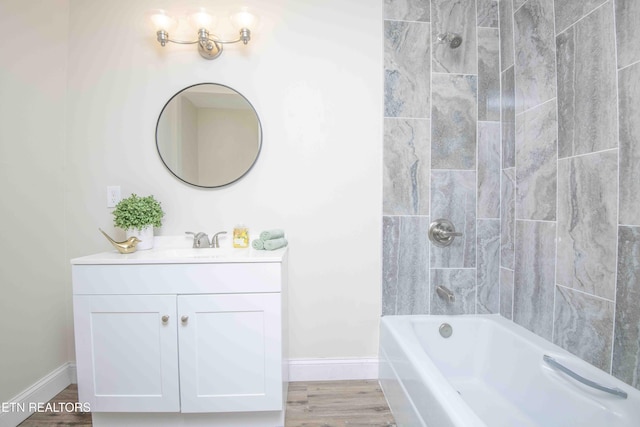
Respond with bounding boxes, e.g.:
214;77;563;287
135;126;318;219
126;226;154;251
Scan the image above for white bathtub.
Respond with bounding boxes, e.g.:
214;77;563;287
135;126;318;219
379;314;640;427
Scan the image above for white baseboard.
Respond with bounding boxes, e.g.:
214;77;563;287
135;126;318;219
288;358;379;382
0;362;75;427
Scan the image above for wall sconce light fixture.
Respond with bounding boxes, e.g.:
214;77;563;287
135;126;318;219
150;7;259;60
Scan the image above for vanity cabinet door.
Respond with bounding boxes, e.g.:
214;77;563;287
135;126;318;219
73;295;180;412
177;293;282;413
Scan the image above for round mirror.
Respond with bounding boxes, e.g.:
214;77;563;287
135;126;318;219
156;83;262;188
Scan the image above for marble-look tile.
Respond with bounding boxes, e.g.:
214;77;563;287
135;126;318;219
501;66;515;168
431;0;478;74
618;62;640;226
500;168;515;270
382;216;431;315
556;151;618;300
556;1;617;158
554;0;609;34
514;220;556;341
554;286;614;372
513;0;528;10
384;20;431;118
477;219;500;314
515;100;557;221
615;0;640;69
383;118;431;215
478;122;500;219
430;269;476;315
431;171;476;268
613;226;640;389
382;216;400;316
431;74;477;169
478;28;500;122
499;0;514;71
500;268;514;320
477;0;498;27
513;0;557;113
384;0;430;22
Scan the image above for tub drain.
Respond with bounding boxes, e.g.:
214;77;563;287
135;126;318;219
439;323;453;338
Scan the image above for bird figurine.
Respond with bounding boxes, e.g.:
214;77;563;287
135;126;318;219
99;228;141;254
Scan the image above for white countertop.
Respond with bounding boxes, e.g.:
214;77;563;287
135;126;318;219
71;236;288;265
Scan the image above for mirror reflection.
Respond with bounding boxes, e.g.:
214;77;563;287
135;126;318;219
156;83;262;188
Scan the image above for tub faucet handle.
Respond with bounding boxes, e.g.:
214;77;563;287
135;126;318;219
429;219;463;247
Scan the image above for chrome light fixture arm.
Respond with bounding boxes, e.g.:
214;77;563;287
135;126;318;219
155;28;251;60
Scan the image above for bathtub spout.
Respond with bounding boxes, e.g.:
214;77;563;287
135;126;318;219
436;285;455;303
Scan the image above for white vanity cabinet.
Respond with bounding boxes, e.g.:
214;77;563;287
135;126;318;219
71;247;288;427
73;294;181;412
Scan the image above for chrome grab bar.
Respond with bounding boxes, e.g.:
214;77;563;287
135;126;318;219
543;355;627;399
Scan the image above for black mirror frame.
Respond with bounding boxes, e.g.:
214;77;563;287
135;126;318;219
155;82;263;189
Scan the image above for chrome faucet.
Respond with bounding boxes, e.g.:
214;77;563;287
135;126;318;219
185;231;210;248
211;231;227;248
435;285;456;303
186;231;227;248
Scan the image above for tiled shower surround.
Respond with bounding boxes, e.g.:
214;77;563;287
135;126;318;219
382;0;640;390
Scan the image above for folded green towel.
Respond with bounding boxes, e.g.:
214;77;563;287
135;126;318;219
260;229;285;241
252;239;265;250
264;238;288;251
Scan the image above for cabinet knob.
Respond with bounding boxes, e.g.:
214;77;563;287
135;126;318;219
181;315;189;324
161;315;169;324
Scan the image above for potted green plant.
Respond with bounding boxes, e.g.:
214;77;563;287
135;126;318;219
112;194;164;250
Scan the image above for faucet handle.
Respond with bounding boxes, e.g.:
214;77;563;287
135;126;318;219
211;231;228;248
428;219;463;247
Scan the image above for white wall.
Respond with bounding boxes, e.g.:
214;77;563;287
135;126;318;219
65;0;383;361
0;0;70;403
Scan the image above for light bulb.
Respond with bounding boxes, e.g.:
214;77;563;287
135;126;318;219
229;7;259;31
188;8;217;31
149;9;177;33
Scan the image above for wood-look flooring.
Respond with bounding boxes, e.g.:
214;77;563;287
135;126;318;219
17;380;396;427
17;384;91;427
285;380;395;427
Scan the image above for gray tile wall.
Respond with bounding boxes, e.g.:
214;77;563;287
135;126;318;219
513;0;557;113
500;0;640;390
383;0;501;317
383;0;640;391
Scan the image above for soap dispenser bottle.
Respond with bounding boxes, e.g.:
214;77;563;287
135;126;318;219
233;224;249;248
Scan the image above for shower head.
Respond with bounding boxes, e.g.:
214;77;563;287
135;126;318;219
437;32;463;49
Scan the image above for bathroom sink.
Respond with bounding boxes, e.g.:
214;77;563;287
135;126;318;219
151;247;233;259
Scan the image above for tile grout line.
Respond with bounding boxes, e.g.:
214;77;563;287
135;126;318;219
610;0;622;376
428;0;433;316
510;0;517;321
551;0;561;346
475;0;480;315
